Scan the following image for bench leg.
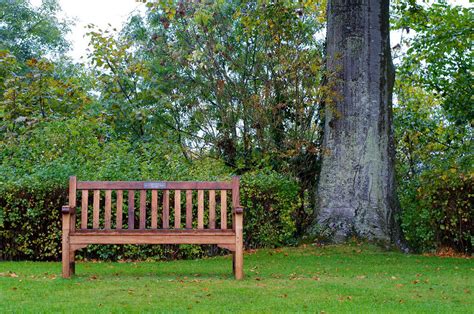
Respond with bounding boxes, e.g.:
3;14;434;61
62;210;72;278
62;240;71;278
234;244;243;280
234;212;244;280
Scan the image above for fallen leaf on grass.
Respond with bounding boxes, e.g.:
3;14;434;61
356;275;366;280
338;296;353;302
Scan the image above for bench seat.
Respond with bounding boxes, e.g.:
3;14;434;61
70;229;236;245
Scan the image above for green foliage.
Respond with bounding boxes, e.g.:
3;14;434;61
0;184;65;260
0;56;91;138
400;168;473;253
0;0;70;62
393;1;473;253
394;2;473;125
119;0;325;181
241;170;300;248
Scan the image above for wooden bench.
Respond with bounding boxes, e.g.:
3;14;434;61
62;176;244;279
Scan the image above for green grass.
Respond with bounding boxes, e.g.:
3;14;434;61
1;244;472;313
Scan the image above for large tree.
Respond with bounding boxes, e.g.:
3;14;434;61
317;0;399;243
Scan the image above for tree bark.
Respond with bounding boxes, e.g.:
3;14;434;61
317;0;399;243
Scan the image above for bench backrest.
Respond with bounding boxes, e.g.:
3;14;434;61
68;176;240;231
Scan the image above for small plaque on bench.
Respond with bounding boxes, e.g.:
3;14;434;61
144;182;167;189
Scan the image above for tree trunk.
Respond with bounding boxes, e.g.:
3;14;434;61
316;0;399;243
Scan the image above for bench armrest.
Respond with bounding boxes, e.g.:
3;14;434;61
62;205;76;214
234;206;244;214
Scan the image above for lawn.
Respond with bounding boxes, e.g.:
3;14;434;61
1;244;472;313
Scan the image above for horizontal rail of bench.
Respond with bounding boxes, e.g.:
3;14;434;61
76;181;233;190
70;233;235;245
72;229;235;235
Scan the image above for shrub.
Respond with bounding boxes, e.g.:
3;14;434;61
400;168;473;254
0;184;65;260
240;170;300;248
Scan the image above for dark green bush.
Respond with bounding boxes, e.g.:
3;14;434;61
400;168;473;254
0;184;65;260
241;170;299;248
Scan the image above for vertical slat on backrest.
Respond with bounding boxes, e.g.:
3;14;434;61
174;190;181;229
69;176;77;232
116;190;123;229
81;190;88;229
209;190;216;229
128;190;135;229
93;190;100;229
221;190;227;230
151;190;158;229
104;190;112;230
139;190;146;229
163;190;169;229
197;190;204;229
186;190;192;229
